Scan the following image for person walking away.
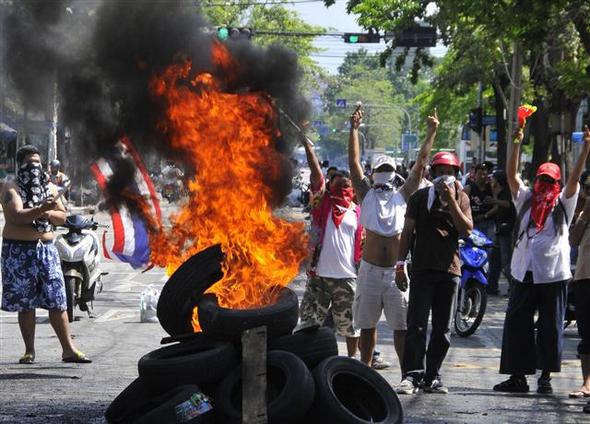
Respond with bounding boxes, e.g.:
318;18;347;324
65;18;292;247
49;159;71;201
485;170;516;295
493;125;590;394
1;145;91;364
348;106;439;373
395;152;473;394
464;163;495;240
299;137;361;357
569;171;590;407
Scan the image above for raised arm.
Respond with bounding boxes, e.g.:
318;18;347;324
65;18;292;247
565;125;590;199
506;129;524;197
400;109;439;200
348;106;365;189
302;137;323;191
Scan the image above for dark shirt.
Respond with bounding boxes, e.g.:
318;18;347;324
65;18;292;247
467;181;493;217
494;189;516;233
406;187;472;277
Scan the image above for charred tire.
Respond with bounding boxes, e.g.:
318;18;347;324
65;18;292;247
138;337;238;395
197;287;299;342
454;281;487;337
105;377;153;424
65;277;76;323
157;244;224;336
214;350;315;424
309;356;403;424
134;385;214;424
268;327;338;369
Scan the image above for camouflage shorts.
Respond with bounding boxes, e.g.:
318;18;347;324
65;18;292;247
299;276;359;338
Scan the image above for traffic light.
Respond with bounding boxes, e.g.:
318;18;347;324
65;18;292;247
394;26;437;48
217;27;253;40
343;31;381;43
468;107;483;134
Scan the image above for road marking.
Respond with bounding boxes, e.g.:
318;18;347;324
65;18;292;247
94;309;137;323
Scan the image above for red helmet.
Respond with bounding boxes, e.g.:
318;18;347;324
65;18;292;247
431;152;460;170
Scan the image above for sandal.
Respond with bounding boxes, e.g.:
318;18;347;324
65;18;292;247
18;353;35;364
569;389;590;399
62;351;92;363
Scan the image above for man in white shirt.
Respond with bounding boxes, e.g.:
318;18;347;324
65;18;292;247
493;125;590;394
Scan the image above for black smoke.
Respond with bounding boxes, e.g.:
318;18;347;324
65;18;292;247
2;0;309;209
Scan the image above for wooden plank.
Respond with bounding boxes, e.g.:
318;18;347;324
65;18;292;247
241;325;268;424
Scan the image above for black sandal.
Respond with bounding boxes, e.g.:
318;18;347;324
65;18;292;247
493;376;529;393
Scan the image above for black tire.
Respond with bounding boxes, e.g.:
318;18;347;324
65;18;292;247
214;350;315;424
454;281;487;337
309;356;403;424
65;277;76;323
268;327;338;369
105;377;153;424
197;287;298;342
157;244;224;336
138;336;238;395
134;385;214;424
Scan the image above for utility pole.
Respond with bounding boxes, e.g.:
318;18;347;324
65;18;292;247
507;43;523;161
477;82;484;163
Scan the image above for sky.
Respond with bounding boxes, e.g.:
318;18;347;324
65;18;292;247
284;0;447;74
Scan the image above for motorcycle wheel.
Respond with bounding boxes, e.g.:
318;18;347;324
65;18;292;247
65;277;77;323
454;281;487;337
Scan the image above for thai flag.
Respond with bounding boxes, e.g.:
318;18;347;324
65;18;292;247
90;140;161;269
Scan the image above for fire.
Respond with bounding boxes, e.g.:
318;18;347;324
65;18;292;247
148;42;308;331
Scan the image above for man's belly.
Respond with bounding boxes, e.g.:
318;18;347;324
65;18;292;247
3;224;54;242
362;230;400;267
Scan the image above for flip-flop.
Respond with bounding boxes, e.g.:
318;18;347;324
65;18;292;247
62;351;92;364
569;390;590;399
18;353;35;364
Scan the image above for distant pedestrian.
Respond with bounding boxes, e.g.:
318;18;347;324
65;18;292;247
1;145;91;364
464;163;495;240
493;126;590;394
395;151;473;395
299;137;361;357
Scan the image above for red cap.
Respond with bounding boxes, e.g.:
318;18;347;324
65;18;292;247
431;152;461;169
536;162;561;181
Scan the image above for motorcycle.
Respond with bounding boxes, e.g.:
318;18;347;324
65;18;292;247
454;229;493;337
55;215;108;322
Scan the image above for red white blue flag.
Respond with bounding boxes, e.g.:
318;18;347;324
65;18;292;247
90;140;161;269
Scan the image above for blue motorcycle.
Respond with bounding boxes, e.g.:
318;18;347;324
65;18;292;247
454;229;494;337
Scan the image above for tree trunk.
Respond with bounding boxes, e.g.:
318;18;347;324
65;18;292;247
493;74;509;169
530;100;551;172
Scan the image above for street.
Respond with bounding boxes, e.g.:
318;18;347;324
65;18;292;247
0;205;587;424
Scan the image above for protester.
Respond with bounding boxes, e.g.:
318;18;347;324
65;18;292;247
49;159;71;201
348;106;439;372
1;145;91;364
485;170;516;295
395;151;472;394
569;171;590;407
299;138;361;357
464;163;495;239
493;126;590;394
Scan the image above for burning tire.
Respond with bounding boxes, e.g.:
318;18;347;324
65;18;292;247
134;385;214;424
157;244;224;336
214;350;315;424
105;377;153;424
138;337;238;395
309;356;403;424
268;326;338;369
197;287;299;342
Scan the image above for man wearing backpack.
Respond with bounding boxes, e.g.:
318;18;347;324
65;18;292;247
493;125;590;394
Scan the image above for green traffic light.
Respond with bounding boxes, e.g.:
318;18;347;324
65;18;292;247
331;128;337;133
349;35;359;43
217;27;229;40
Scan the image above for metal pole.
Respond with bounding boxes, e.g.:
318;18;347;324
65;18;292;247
477;82;484;163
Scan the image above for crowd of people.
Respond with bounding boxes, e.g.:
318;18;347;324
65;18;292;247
298;107;590;411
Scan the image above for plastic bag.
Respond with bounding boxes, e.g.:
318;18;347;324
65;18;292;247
140;285;160;323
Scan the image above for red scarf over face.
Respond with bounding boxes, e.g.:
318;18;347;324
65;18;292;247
531;180;561;231
329;186;354;228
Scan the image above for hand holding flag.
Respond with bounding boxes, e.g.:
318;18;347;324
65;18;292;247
514;104;537;144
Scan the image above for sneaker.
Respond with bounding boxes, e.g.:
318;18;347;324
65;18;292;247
396;378;419;395
493;376;529;393
423;379;449;394
371;355;391;370
537;377;553;394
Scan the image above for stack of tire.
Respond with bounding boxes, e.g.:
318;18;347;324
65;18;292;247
105;244;403;423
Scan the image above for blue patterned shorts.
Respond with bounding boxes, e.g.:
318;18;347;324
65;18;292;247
1;239;67;312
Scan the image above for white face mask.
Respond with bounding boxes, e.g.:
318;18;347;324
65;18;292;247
432;175;456;186
373;171;395;185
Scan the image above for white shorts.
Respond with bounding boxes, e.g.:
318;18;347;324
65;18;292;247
353;259;409;331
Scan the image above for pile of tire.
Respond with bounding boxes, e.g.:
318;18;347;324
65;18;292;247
105;244;403;423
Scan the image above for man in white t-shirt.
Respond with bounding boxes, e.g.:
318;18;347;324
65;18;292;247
494;125;590;395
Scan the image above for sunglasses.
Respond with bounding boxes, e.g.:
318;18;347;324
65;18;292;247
537;175;556;184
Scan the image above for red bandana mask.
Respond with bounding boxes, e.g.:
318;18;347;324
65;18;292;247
329;186;354;228
531;180;561;231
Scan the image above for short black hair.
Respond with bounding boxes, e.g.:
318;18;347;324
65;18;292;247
16;145;41;165
330;170;350;181
327;166;338;174
475;164;488;172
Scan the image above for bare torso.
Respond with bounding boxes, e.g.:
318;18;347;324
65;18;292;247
362;230;400;267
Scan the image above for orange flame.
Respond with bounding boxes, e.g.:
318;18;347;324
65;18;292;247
148;42;308;331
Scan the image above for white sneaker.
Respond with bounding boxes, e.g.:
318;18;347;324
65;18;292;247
396;378;419;395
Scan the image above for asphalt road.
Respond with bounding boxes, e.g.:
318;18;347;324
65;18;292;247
0;205;588;423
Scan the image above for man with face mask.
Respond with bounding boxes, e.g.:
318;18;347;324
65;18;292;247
299;137;362;357
0;145;91;364
395;151;473;394
493;126;590;395
348;106;439;373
